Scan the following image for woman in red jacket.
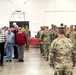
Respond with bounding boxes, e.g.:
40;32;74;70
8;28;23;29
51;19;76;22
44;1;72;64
15;27;27;62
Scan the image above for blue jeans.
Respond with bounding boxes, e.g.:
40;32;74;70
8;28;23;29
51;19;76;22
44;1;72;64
6;43;13;60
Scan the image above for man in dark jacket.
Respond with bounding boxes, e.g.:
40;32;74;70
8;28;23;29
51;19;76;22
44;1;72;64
13;25;18;59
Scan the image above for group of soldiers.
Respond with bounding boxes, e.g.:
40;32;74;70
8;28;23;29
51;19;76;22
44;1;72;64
37;23;76;75
37;24;58;61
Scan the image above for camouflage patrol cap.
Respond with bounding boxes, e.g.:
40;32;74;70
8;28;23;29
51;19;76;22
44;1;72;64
54;25;57;27
64;25;67;28
70;25;73;28
40;26;44;29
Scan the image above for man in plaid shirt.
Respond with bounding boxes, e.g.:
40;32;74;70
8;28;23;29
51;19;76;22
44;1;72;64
0;27;7;66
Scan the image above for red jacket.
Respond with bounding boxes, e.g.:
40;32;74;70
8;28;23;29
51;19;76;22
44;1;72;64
15;32;27;46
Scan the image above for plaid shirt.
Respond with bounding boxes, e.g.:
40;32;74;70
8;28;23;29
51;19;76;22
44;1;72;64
0;33;7;43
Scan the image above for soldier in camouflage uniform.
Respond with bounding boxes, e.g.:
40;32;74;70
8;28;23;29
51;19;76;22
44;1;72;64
65;25;76;67
41;26;50;61
49;27;75;75
49;25;58;67
49;25;58;43
65;25;74;39
71;25;76;67
25;25;31;50
49;24;55;43
37;26;44;54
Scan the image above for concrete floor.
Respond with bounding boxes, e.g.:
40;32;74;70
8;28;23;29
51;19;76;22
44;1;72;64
0;47;76;75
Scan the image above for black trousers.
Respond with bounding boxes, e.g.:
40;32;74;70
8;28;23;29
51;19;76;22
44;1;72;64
0;42;5;64
14;45;18;58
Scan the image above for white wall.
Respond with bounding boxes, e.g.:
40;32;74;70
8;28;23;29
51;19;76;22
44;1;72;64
0;0;76;37
45;0;76;27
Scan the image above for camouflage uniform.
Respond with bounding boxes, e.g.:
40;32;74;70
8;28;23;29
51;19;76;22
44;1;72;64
41;29;50;60
50;36;75;75
65;25;74;39
71;30;76;66
49;29;58;67
25;29;31;50
65;30;76;67
65;30;74;41
49;29;58;43
37;29;44;54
